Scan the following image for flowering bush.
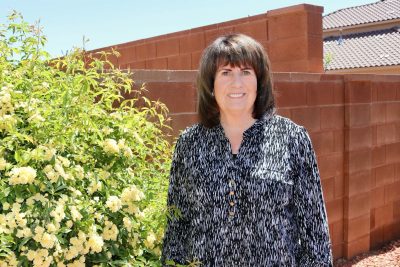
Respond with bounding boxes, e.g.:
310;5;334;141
0;12;171;266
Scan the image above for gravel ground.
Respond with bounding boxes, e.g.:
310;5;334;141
334;239;400;267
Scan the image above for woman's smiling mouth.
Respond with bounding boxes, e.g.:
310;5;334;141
228;93;246;98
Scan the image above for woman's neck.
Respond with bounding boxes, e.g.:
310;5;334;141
220;112;256;134
220;113;256;154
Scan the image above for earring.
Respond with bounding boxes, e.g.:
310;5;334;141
211;91;214;97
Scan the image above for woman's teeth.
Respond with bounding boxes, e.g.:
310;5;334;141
228;93;245;98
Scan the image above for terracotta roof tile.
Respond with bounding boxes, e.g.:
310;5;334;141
323;27;400;70
323;0;400;30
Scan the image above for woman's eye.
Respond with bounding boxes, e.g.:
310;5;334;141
221;71;229;76
242;70;252;75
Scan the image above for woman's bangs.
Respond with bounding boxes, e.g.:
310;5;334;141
215;49;253;69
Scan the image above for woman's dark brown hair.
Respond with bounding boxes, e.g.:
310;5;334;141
197;33;274;128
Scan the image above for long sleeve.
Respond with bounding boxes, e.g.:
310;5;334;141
293;127;333;266
161;136;190;266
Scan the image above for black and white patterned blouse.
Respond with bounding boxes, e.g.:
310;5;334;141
162;112;333;266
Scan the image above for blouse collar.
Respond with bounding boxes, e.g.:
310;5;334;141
213;108;275;139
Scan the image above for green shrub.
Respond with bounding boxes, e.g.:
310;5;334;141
0;12;171;266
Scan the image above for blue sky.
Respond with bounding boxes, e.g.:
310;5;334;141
0;0;376;57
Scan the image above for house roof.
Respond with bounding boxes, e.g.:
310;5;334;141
323;27;400;70
323;0;400;30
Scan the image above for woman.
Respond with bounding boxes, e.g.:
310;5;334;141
161;33;333;266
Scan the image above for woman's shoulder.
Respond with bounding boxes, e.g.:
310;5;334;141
173;123;214;160
268;114;306;135
269;115;314;154
174;123;210;147
178;123;205;140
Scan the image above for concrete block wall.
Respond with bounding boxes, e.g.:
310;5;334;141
272;73;346;259
89;4;324;73
130;70;400;261
369;76;400;252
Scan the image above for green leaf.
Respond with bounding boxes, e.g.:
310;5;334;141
14;149;22;163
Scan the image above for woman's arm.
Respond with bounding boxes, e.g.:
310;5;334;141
161;136;190;266
293;127;333;266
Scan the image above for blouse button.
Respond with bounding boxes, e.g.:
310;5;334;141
229;201;235;206
229;191;234;196
229;211;235;216
229;179;235;187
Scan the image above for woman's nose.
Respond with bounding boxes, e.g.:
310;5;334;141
231;72;243;87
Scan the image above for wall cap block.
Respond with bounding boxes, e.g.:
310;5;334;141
267;4;323;17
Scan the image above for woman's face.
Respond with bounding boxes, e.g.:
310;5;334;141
214;64;257;118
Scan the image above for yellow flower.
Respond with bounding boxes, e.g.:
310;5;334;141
121;185;145;203
8;166;37;185
44;165;59;183
0;115;17;131
106;196;122;212
74;165;85;179
26;250;36;261
15;211;27;227
129;233;139;247
43;147;56;161
70;206;82;222
66;256;85;267
134;248;143;256
26;198;34;206
87;233;104;253
144;232;156;249
98;170;110;179
65;237;83;260
87;181;102;194
58;156;70;167
123;147;133;158
103;139;120;154
42;82;49;88
0;91;11;104
102;221;119;241
28;112;45;124
50;203;65;223
117;139;126;149
29;249;51;267
66;220;73;228
54;162;70;180
40;232;56;249
153;246;161;256
2;202;10;210
123;217;132;229
11;203;21;212
101;127;113;135
2;251;18;267
0;157;7;170
31;145;56;161
125;202;139;215
135;210;145;220
16;227;32;238
47;223;58;232
33;226;45;242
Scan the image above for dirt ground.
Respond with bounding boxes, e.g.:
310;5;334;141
334;239;400;267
